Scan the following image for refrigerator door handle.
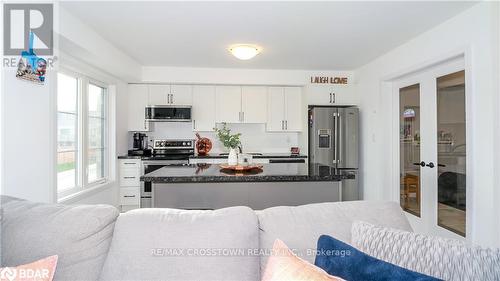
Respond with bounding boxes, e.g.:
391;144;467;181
338;113;343;164
333;113;338;164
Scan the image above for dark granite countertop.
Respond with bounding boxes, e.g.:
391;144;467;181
141;163;354;183
118;153;308;160
190;153;307;159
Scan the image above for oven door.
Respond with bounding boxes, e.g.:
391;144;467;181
145;105;191;122
141;160;189;208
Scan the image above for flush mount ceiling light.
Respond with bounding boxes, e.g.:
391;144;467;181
228;44;261;60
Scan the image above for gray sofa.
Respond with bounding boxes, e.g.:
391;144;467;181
1;196;412;281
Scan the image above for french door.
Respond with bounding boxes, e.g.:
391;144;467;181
393;57;467;240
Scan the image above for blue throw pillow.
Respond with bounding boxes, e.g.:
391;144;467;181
314;235;441;281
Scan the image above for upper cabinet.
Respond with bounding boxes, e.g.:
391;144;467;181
192;85;216;131
241;86;267;123
215;86;267;124
148;85;169;105
128;84;150;131
306;84;355;105
170;85;192;105
267;87;302;132
148;84;192;105
215;86;241;123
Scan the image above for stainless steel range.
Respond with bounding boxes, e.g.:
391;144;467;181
140;139;194;208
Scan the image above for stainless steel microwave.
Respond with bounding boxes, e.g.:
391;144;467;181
145;105;192;122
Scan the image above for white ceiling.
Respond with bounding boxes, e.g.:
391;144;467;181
61;1;476;70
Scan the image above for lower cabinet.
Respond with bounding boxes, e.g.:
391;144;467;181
153;181;341;210
119;159;141;212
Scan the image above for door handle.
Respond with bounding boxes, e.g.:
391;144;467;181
426;162;435;168
413;161;426;167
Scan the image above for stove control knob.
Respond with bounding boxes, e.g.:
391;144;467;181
183;142;187;146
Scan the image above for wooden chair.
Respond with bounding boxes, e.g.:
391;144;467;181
401;174;420;205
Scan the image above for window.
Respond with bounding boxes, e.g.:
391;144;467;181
57;72;108;197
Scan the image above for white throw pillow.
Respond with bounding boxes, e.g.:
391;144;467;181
351;221;500;281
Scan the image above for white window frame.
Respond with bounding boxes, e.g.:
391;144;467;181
57;69;110;198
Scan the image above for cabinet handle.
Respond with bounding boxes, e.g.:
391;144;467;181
123;176;136;179
171;93;174;104
123;163;136;165
193;120;196;130
281;120;284;130
285;120;288;130
123;195;136;198
331;93;335;103
329;93;332;103
242;112;244;122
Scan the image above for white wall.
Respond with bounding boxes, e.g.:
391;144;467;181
356;2;499;247
2;69;57;203
58;6;141;81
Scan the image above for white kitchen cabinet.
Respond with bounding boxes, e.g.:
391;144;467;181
267;87;302;132
216;86;241;123
241;86;267;123
192;85;216;131
306;84;355;105
170;84;192;105
119;159;141;212
284;87;302;131
148;84;192;105
267;87;286;131
148;85;169;105
128;84;150;131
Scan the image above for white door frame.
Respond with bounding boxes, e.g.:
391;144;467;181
389;55;471;241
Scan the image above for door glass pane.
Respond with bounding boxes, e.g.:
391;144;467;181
436;70;466;236
400;84;421;217
57;73;79;191
87;84;106;183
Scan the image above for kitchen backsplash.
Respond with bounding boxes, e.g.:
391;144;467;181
128;122;301;154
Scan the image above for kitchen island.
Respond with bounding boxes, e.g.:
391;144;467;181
141;163;355;210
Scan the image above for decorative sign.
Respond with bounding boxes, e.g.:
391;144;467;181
310;76;348;85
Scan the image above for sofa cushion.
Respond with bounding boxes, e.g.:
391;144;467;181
351;221;500;281
314;235;439;281
262;239;343;281
256;201;412;272
1;195;119;281
99;206;260;281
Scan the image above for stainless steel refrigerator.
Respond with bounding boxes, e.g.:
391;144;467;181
308;106;359;201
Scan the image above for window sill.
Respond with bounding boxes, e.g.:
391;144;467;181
58;181;115;204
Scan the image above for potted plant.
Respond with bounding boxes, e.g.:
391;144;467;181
214;123;241;165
